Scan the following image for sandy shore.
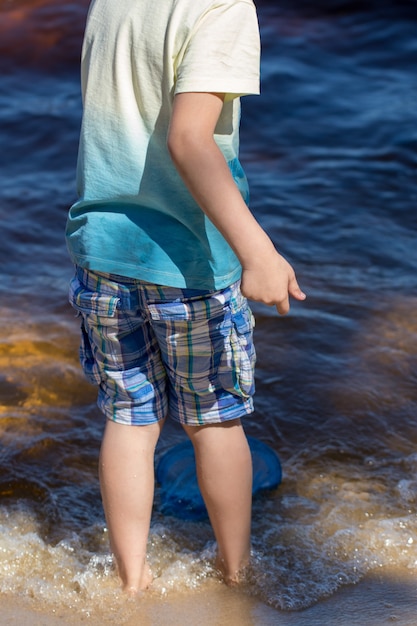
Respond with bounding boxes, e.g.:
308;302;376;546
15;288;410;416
2;567;417;626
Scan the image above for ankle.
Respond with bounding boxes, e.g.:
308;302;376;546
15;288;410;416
120;560;154;594
215;552;250;586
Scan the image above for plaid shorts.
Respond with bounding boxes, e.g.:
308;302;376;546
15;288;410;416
69;267;256;426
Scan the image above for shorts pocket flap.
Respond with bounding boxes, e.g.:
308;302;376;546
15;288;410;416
69;279;120;317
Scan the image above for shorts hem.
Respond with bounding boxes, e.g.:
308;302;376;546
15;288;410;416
103;411;166;426
100;399;254;427
171;398;254;427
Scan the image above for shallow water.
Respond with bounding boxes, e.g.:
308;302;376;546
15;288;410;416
1;0;417;620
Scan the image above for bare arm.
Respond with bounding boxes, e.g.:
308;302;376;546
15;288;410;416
167;92;306;315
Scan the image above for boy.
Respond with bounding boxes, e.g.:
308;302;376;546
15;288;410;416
66;0;305;594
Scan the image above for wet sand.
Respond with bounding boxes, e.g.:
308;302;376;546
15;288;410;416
2;566;417;626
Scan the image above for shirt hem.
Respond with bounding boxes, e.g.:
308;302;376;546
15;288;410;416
175;83;260;97
68;252;242;291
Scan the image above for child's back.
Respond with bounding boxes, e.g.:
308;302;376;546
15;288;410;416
67;0;260;291
67;0;305;594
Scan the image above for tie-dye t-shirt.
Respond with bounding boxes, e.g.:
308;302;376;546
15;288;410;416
66;0;260;290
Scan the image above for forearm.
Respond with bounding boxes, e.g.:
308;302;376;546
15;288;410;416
167;91;305;313
168;132;274;267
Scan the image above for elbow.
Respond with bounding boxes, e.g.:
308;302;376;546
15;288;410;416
167;128;208;170
166;131;181;167
167;129;190;169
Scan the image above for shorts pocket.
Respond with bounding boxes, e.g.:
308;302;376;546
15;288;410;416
217;306;256;399
78;319;102;385
69;276;120;322
68;276;121;385
147;295;223;323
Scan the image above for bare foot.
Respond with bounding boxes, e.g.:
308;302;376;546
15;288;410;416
122;562;154;596
215;554;248;587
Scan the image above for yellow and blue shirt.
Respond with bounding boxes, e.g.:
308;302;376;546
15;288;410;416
66;0;260;290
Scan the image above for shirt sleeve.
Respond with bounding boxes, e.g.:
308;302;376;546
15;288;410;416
175;0;261;98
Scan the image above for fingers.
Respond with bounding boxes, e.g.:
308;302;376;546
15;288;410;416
240;261;306;315
275;274;306;316
275;296;290;316
288;274;307;302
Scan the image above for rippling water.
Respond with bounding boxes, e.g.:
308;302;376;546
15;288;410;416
1;0;417;620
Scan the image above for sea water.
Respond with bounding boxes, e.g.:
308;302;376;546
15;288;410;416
0;0;417;620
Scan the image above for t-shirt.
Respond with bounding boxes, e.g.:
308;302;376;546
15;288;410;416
66;0;260;290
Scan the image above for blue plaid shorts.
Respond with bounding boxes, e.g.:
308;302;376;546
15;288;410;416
69;267;256;426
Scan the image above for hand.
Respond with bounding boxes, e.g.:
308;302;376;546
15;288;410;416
240;249;306;315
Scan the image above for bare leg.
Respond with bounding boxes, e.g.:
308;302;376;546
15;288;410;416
99;419;164;593
183;418;252;584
